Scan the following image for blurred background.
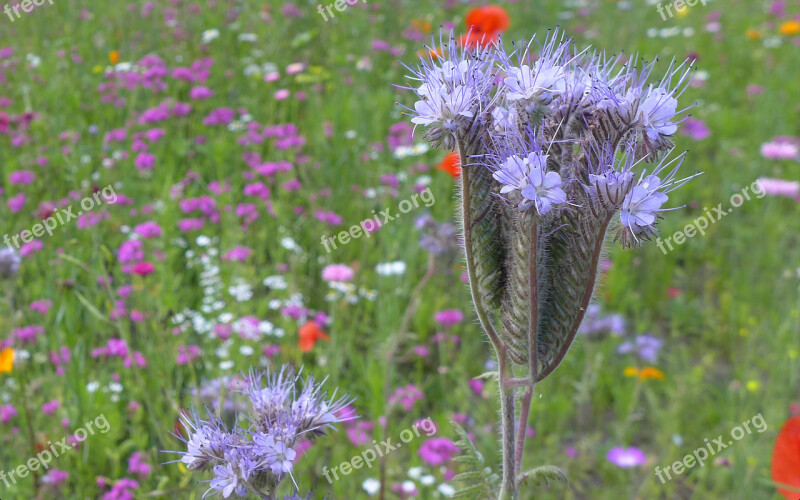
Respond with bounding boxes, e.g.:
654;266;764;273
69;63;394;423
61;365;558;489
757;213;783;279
0;0;799;498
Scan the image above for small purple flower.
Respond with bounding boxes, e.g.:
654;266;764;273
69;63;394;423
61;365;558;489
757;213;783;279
606;446;647;468
418;437;460;466
521;164;567;215
620;176;669;229
434;309;463;328
253;434;296;476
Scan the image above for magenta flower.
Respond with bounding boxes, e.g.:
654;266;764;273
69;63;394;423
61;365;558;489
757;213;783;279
761;137;799;160
0;404;17;424
434;309;464;328
606;446;647;468
131;261;155;276
418;437;460;466
9;170;36;185
680;118;710;141
127;452;153;478
133;221;162;239
189;86;214;100
7;192;26;212
134;152;156;170
41;469;68;485
321;264;354;282
42;400;61;415
222;246;252;262
756;177;800;201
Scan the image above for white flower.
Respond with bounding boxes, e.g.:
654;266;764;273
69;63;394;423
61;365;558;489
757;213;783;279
408;466;424;479
376;261;406;276
438;483;456;497
362;478;381;495
202;29;220;44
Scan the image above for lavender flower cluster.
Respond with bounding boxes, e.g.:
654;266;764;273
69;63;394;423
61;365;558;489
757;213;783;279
404;29;699;244
170;366;353;499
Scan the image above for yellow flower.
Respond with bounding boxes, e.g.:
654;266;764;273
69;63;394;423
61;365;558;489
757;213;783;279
746;29;761;40
746;380;760;392
0;348;14;374
779;20;800;36
639;367;665;381
109;50;120;65
675;5;689;18
92;65;104;74
623;366;640;378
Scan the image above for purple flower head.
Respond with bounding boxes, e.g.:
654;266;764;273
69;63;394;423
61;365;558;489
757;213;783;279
400;31;497;149
0;246;21;279
252;434;296;476
498;30;573;105
606;446;647;468
520;163;567;214
168;365;353;498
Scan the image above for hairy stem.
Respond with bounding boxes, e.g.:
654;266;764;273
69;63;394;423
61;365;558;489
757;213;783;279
459;156;503;355
498;355;517;500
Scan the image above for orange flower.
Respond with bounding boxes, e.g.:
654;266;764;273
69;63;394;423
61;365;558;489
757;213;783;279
437;152;461;178
466;5;510;34
0;348;14;373
746;29;762;40
639;367;665;381
299;321;329;352
109;50;120;65
461;5;510;48
772;417;800;499
779;21;800;36
624;366;664;381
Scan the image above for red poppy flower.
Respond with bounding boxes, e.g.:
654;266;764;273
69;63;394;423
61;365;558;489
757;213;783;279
299;321;330;352
437;152;461;178
460;5;510;48
466;5;510;34
772;417;800;499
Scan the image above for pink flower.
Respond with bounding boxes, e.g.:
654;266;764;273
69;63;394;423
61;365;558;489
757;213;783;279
606;446;647;468
418;438;459;466
20;239;43;257
0;404;17;423
222;246;252;262
756;178;800;201
42;400;61;415
134;152;155;170
9;170;36;185
761;137;800;160
189;86;214;100
177;218;205;232
133;221;162;238
30;300;52;314
321;264;355;282
131;261;155;276
434;309;464;328
8;192;26;212
127;452;152;478
176;345;201;365
274;89;290;100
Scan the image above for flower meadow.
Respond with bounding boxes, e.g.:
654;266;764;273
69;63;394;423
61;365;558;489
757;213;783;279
1;0;799;499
